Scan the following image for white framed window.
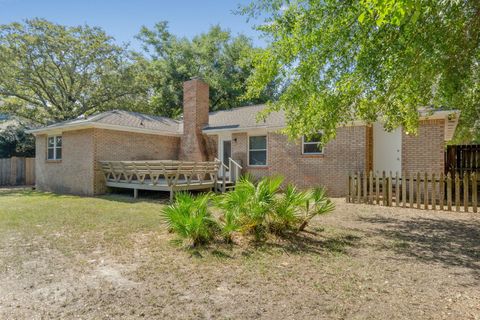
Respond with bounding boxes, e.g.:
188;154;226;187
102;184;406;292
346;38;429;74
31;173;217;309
47;135;62;160
302;133;323;154
248;135;267;166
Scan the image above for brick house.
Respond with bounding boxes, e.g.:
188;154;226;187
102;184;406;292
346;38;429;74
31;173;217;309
28;78;459;197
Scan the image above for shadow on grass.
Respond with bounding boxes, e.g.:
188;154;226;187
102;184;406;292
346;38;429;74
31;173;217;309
241;231;362;257
358;214;480;278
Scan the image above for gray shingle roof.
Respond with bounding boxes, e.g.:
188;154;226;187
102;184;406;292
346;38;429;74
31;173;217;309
204;104;285;131
28;110;181;134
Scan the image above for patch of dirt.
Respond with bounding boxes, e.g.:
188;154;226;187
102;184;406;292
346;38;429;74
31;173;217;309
1;199;479;319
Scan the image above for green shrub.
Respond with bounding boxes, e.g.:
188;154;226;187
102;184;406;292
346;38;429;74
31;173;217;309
161;192;218;246
298;187;335;231
269;184;309;233
217;175;283;239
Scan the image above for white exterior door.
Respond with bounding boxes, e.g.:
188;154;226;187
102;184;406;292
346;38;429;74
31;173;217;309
373;122;402;174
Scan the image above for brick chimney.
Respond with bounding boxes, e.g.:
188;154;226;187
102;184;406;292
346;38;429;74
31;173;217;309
179;77;209;161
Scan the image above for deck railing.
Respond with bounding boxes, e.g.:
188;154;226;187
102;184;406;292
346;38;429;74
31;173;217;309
100;160;221;200
347;171;479;213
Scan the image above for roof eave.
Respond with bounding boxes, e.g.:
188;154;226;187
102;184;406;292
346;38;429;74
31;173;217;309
26;122;182;137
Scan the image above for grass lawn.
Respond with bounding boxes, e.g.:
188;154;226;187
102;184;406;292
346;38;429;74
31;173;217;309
0;189;479;319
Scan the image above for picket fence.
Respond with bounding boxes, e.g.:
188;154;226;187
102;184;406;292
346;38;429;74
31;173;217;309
347;171;478;213
0;157;35;186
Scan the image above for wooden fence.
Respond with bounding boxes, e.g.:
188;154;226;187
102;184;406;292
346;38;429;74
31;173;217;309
347;171;478;213
0;157;35;186
445;144;480;175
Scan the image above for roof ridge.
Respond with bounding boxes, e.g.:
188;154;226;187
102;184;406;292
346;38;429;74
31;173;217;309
208;104;267;115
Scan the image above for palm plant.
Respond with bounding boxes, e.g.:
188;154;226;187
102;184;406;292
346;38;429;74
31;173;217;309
216;175;283;239
161;192;218;246
297;187;335;231
269;184;309;233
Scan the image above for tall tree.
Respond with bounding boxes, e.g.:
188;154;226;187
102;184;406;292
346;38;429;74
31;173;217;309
137;22;276;118
241;0;480;143
0;19;147;124
0;124;35;158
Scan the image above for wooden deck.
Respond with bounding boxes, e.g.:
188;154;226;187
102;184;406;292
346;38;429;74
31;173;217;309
100;160;221;200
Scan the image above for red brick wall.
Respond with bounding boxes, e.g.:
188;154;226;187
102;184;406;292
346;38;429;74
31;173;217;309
35;128;181;195
225;126;370;197
35;129;96;195
402;119;445;174
179;78;209;161
93;129;180;194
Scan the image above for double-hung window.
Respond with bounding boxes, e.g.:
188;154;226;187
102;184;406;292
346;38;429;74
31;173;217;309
302;133;323;154
248;136;267;166
47;135;62;160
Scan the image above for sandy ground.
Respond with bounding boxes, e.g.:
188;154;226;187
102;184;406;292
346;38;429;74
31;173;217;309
0;195;479;319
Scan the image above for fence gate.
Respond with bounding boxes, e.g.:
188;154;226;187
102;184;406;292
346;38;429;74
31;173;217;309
0;157;35;186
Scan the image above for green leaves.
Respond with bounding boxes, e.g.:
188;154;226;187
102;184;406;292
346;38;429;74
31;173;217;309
243;0;480;143
0;19;147;124
161;192;218;247
137;23;276;118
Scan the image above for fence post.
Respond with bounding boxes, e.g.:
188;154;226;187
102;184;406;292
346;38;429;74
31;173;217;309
439;172;444;211
472;172;477;213
395;171;400;207
375;172;380;204
432;173;436;210
356;172;361;203
347;174;352;203
416;172;421;209
350;174;355;203
455;174;460;212
369;171;373;204
363;170;368;203
9;156;17;185
382;171;387;206
447;172;452;211
463;173;469;213
424;172;429;210
402;172;406;208
388;171;393;206
409;172;414;208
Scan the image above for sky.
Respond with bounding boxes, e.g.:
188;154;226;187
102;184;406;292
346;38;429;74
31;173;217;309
0;0;265;50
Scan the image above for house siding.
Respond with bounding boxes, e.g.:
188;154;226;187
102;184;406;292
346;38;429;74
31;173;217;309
35;129;95;195
93;129;180;194
402;119;445;174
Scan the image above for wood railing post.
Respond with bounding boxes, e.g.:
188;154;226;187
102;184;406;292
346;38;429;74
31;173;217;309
222;165;226;193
